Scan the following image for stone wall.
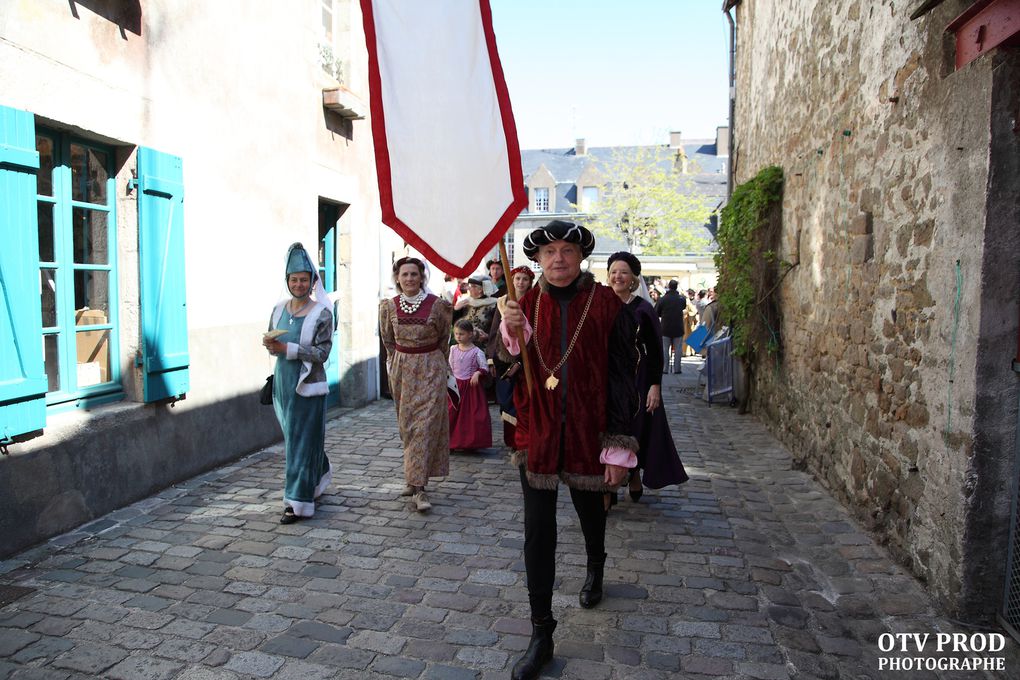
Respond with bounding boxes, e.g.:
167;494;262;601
730;0;1020;620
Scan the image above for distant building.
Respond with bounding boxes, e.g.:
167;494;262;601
497;129;728;289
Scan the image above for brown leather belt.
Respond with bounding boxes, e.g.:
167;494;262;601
395;342;439;354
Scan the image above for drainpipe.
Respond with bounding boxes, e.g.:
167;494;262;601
724;1;737;198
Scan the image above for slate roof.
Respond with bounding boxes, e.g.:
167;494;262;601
514;141;728;248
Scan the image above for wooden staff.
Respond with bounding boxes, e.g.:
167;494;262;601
499;239;534;394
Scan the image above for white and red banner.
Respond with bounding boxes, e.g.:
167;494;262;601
361;0;527;277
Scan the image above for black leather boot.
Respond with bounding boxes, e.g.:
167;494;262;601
578;553;606;609
511;616;556;680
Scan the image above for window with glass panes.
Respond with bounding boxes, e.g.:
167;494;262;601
321;0;334;43
534;187;549;212
36;130;120;405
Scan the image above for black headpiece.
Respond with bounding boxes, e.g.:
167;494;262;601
521;220;595;261
606;251;642;276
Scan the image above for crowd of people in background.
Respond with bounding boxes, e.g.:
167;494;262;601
653;280;719;371
265;240;721;524
375;253;726;515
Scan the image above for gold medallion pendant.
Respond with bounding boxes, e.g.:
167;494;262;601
545;374;559;390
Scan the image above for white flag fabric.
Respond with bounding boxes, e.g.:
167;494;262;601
361;0;527;277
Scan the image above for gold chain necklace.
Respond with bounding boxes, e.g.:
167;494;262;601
532;283;597;390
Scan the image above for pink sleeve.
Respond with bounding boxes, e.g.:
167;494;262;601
474;348;487;372
599;447;638;468
500;317;533;355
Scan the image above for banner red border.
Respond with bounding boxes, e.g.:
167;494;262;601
360;0;527;278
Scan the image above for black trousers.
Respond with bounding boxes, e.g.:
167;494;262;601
519;465;606;619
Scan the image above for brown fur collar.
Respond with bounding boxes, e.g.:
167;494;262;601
536;271;596;295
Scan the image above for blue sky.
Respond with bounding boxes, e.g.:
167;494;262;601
489;0;731;150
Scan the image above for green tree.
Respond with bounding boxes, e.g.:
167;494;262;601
576;146;713;254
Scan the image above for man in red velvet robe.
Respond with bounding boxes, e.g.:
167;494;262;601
500;220;638;680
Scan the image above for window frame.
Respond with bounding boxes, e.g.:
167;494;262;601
36;128;122;411
321;0;335;43
534;186;550;213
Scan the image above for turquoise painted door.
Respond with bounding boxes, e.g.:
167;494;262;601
319;204;340;408
0;106;47;441
137;147;189;402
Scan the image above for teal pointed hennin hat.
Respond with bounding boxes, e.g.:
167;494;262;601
285;242;317;279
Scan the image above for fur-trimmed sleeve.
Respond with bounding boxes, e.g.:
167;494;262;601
291;307;333;365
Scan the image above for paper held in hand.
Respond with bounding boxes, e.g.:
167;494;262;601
263;329;287;340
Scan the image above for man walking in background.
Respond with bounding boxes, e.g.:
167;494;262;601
655;280;687;374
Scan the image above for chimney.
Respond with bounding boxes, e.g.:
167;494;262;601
674;148;689;174
575;138;586;156
668;131;683;149
716;126;730;157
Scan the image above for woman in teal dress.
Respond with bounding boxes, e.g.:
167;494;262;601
263;243;334;524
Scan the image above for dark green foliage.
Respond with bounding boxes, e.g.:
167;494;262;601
714;166;786;365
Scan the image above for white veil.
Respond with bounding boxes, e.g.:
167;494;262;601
635;276;653;304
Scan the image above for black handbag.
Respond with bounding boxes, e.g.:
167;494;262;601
259;375;274;405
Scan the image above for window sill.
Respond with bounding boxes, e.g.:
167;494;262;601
46;390;125;415
9;396;139;455
323;85;367;120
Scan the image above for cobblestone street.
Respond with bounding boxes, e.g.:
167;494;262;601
1;362;1017;679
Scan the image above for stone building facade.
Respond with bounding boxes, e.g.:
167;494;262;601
727;0;1019;621
0;1;404;556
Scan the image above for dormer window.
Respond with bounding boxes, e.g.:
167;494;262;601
581;186;598;212
525;164;556;213
534;187;549;213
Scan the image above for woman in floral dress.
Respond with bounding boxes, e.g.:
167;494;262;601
379;257;453;513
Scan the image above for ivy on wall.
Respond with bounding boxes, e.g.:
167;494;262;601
715;165;790;381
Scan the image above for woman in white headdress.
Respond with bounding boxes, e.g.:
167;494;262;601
452;275;498;348
262;243;334;524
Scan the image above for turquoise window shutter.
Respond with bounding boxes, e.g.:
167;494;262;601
0;105;47;441
137;147;189;402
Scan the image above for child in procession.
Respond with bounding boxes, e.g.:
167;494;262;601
448;319;492;451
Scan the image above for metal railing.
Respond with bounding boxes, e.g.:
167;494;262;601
705;335;734;406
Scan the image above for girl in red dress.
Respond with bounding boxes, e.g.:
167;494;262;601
448;319;492;450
